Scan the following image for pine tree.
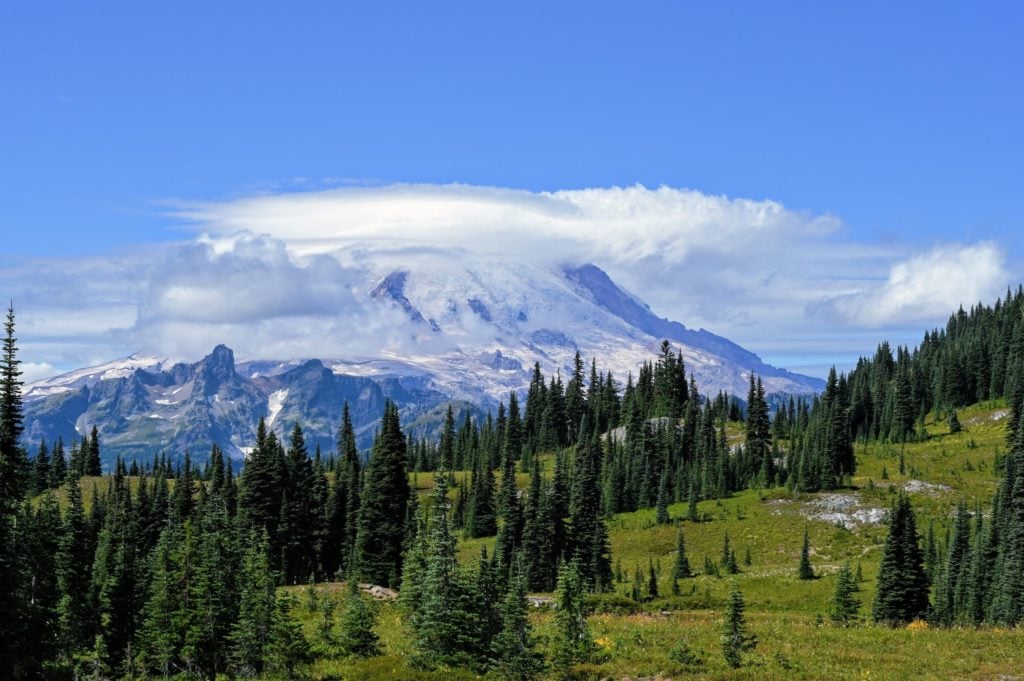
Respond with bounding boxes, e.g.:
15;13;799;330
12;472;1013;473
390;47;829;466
353;402;409;588
872;494;929;625
568;427;612;590
655;467;671;524
137;528;182;677
338;577;380;658
282;422;317;584
673;526;692;579
647;558;659;599
86;425;102;476
50;437;67;487
265;593;311;679
490;569;544;681
230;531;277;676
410;467;488;669
552;560;594;674
56;476;93;665
0;303;27;672
829;563;861;626
798;526;815;580
466;454;497;538
494;443;521;585
238;419;284;564
32;440;50;494
721;586;756;669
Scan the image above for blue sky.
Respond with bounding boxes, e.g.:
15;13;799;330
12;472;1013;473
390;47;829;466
1;2;1022;379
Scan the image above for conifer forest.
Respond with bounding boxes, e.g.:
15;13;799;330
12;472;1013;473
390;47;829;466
5;291;1024;679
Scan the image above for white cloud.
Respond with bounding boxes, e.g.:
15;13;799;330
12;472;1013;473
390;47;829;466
173;183;842;266
20;362;59;384
2;183;1016;379
814;242;1010;327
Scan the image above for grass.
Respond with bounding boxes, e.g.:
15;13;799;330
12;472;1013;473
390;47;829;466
284;402;1024;680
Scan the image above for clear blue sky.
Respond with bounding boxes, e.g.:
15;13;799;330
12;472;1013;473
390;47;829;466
2;2;1022;257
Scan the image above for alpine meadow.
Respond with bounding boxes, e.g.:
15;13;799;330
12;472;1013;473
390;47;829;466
4;287;1024;679
4;3;1024;679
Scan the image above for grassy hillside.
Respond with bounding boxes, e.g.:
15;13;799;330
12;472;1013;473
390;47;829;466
289;402;1024;680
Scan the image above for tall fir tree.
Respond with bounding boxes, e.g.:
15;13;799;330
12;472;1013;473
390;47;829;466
872;494;929;625
490;567;544;681
353;402;410;588
552;560;594;674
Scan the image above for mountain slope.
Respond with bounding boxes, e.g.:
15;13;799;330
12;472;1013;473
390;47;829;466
23;260;822;465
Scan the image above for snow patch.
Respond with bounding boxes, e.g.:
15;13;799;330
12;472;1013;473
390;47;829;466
267;389;288;428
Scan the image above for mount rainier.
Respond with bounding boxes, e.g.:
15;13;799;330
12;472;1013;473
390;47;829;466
22;259;822;466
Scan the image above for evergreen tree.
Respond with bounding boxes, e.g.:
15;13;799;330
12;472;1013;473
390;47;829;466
466;454;497;538
137;529;182;677
50;437;67;487
672;526;692;579
829;563;861;626
283;422;317;583
238;419;284;564
265;593;311;680
56;476;93;666
552;560;594;675
230;531;276;676
410;467;488;669
353;402;409;588
494;443;521;584
490;568;544;681
655;467;671;524
568;427;612;590
798;526;815;580
721;586;756;669
0;303;27;673
338;577;380;658
86;425;102;476
872;494;929;625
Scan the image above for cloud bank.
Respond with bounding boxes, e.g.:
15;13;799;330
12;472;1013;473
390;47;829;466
3;183;1014;379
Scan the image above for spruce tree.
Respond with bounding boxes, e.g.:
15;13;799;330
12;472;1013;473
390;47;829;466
230;531;276;676
568;427;612;591
647;558;659;599
673;526;692;579
490;569;544;681
655;467;671;524
552;560;594;674
353;402;409;588
798;526;815;580
86;425;102;476
0;303;27;672
410;467;488;669
721;585;756;669
872;494;929;625
338;577;380;658
137;528;182;677
56;476;93;665
829;563;861;626
265;593;311;680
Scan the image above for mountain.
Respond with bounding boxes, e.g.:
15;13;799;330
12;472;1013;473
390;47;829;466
22;260;822;466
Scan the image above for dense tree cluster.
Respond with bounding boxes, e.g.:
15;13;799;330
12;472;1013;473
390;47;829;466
925;420;1024;626
809;288;1024;445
